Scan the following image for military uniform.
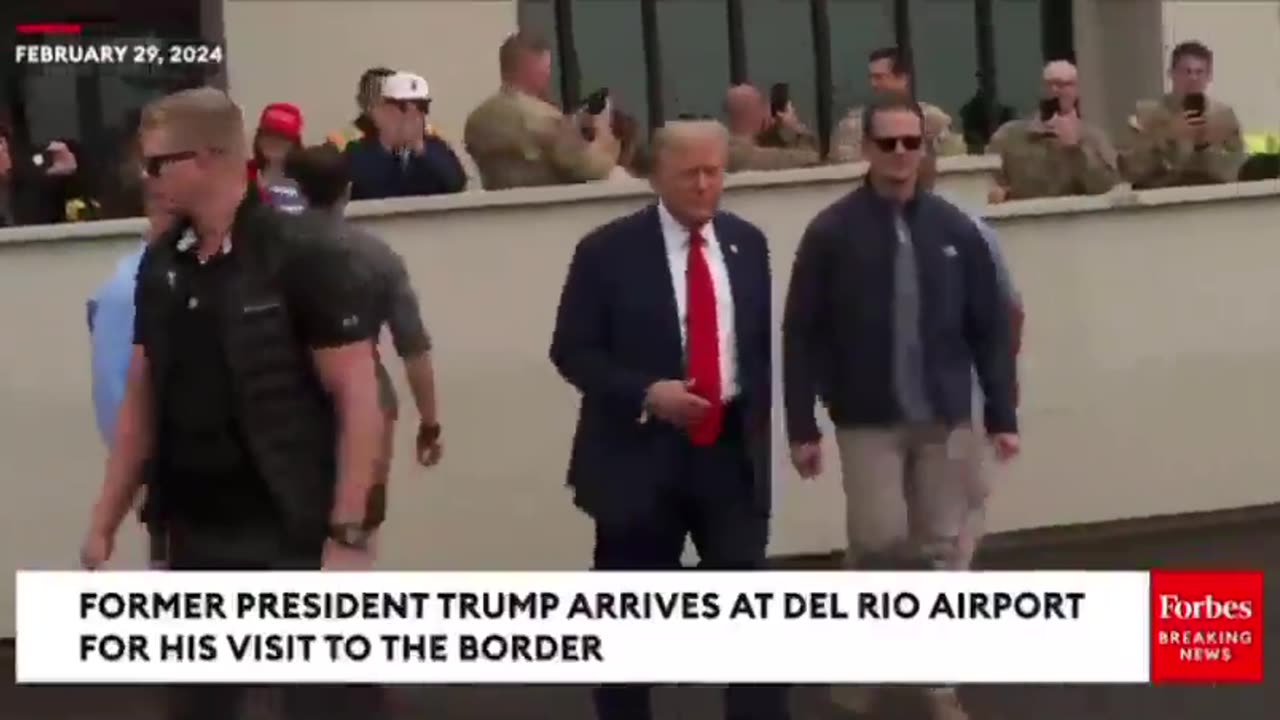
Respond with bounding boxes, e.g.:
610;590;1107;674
463;88;616;190
1119;93;1245;189
986;115;1119;200
727;126;821;172
830;101;965;163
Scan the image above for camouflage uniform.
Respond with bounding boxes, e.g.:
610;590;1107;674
830;101;965;163
1119;93;1245;189
986;115;1119;200
463;88;616;190
727;125;822;172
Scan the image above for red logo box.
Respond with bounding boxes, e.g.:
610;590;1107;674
1150;570;1264;683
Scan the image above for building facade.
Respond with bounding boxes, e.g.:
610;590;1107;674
2;0;1277;207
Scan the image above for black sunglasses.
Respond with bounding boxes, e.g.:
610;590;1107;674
142;150;198;178
871;135;923;153
390;99;431;114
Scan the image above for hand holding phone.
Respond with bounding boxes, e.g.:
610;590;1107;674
1039;98;1060;123
584;88;610;116
770;83;791;117
1182;92;1206;117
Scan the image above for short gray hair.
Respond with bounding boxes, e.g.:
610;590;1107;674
650;120;729;166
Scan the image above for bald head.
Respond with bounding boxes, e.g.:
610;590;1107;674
725;84;766;136
1041;60;1080;112
650;120;728;228
1042;60;1077;83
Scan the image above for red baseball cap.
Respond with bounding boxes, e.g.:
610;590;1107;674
258;102;303;142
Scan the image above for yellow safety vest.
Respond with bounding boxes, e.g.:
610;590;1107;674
1244;132;1280;155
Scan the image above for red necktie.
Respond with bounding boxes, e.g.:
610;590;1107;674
685;228;723;446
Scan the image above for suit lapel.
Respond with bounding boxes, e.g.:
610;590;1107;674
639;205;685;375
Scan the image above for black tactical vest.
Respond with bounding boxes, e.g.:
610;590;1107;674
139;203;337;544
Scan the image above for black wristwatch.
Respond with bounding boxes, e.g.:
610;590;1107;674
329;522;372;550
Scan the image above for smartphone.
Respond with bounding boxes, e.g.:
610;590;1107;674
31;150;50;170
1183;92;1206;116
1038;98;1059;122
770;82;791;116
584;87;609;115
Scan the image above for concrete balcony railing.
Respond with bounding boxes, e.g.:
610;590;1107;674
2;157;1278;635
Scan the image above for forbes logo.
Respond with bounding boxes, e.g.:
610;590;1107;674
1149;570;1264;684
1158;593;1254;621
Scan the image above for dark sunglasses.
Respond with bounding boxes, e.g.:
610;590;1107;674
871;135;923;153
390;99;431;114
142;150;198;177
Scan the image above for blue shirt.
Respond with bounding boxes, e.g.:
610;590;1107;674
88;242;145;445
966;210;1019;305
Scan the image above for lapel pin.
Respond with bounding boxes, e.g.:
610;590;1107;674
729;243;738;254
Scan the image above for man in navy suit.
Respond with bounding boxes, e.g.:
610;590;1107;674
550;120;786;720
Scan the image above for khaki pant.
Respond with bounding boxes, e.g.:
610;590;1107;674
830;423;989;712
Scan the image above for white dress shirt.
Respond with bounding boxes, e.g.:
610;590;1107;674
657;201;739;401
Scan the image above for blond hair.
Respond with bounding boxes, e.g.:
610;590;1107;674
139;86;246;157
651;120;729;166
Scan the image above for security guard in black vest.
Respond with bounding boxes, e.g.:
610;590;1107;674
80;87;388;720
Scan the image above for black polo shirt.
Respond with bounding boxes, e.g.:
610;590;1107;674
133;222;381;530
142;235;275;528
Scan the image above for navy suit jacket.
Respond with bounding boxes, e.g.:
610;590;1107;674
550;204;773;528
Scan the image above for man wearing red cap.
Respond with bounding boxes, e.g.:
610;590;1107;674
249;102;307;213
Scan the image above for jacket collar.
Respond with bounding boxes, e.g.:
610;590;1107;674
857;180;924;217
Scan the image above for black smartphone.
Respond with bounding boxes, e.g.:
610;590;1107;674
584;87;609;115
770;82;790;116
1183;92;1206;115
1038;98;1059;122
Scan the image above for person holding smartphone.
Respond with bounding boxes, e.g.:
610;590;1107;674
1120;40;1246;189
723;83;820;172
985;60;1119;203
346;71;467;200
465;31;618;190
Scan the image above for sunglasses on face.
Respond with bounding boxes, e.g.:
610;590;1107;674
388;99;431;114
871;135;923;153
141;150;198;178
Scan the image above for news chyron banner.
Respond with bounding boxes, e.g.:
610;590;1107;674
13;570;1262;684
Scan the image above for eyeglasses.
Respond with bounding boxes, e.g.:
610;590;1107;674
141;150;198;178
871;135;923;153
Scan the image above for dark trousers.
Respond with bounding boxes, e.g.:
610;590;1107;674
590;410;790;720
163;523;390;720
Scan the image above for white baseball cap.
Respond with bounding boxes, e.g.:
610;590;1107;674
382;72;430;102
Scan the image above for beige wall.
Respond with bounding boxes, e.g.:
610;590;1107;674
1074;0;1167;139
2;158;1279;634
222;0;515;144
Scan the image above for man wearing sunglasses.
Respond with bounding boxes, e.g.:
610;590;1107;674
80;87;388;720
782;94;1018;720
345;70;467;200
